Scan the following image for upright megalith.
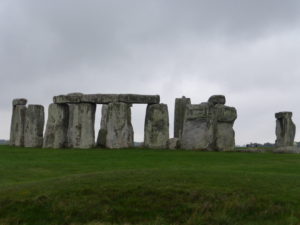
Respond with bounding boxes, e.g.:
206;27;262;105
67;103;96;149
174;96;191;138
10;98;27;146
105;102;134;149
275;112;296;147
181;95;237;151
96;104;108;147
24;105;45;148
144;104;169;149
43;103;69;148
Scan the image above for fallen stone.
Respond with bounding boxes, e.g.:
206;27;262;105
174;96;191;138
275;111;296;147
43;103;69;149
144;104;169;149
10;105;27;146
105;102;134;149
67;103;96;149
24;105;45;148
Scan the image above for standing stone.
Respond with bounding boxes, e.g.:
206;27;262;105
24;105;45;148
43;103;69;149
67;103;96;149
144;104;169;149
10;98;27;146
167;138;180;150
275;112;296;147
181;95;237;151
96;104;108;147
174;96;191;138
181;103;214;150
105;102;134;149
214;105;237;151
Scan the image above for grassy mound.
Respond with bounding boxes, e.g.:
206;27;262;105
0;145;300;225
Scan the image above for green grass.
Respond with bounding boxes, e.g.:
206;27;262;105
1;145;300;225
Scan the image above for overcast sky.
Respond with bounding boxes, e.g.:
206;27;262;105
1;0;300;145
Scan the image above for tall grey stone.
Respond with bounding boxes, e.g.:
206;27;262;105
96;104;108;147
67;103;96;149
144;104;169;149
181;95;237;151
275;112;296;147
10;98;27;146
43;103;69;149
181;103;214;150
105;102;134;149
174;96;191;138
24;105;45;148
214;105;237;151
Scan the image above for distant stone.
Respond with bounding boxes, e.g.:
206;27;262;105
167;138;180;150
208;95;226;105
275;112;296;147
43;103;69;149
24;105;45;148
67;103;96;149
144;104;169;149
174;96;191;138
105;102;134;149
12;98;27;106
10;105;27;146
96;104;109;147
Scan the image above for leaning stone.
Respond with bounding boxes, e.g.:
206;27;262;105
43;103;69;149
105;102;134;149
275;112;296;147
208;95;226;105
12;98;27;106
67;103;96;149
181;103;214;150
10;105;27;146
144;104;169;149
96;104;109;147
174;96;191;138
167;138;180;150
24;105;45;148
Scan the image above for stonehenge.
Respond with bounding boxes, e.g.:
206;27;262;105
275;112;296;147
181;95;237;151
144;104;169;149
174;96;191;138
24;105;45;148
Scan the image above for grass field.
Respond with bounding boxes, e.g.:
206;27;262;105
1;145;300;225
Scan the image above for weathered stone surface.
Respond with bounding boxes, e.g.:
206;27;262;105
12;98;27;106
43;103;69;149
167;138;180;150
181;103;214;150
53;93;160;104
208;95;226;105
24;105;45;148
10;105;27;146
67;103;96;149
96;104;108;147
181;96;237;151
174;96;191;138
273;146;300;154
144;104;169;149
105;102;134;149
275;112;296;147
